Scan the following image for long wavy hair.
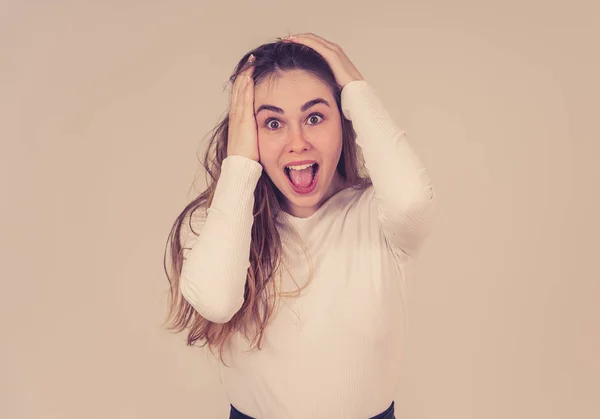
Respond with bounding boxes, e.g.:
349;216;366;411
163;39;372;363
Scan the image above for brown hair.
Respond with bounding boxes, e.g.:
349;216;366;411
163;39;372;363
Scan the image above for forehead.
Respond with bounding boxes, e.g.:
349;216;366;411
254;69;333;109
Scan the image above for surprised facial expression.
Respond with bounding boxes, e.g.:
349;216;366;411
254;69;344;218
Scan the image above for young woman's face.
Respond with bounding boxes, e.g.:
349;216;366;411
254;69;345;218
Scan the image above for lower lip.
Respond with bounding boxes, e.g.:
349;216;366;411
286;166;320;195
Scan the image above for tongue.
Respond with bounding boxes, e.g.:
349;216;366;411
289;166;314;188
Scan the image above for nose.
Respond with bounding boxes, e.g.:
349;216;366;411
286;125;312;154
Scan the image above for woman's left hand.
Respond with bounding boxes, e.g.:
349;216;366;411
282;33;363;88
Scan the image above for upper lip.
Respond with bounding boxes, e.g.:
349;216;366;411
284;160;318;167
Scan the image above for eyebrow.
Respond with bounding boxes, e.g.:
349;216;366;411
255;98;331;115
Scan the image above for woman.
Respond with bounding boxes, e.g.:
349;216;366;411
164;33;436;419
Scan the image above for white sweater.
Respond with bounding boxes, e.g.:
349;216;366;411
179;80;436;419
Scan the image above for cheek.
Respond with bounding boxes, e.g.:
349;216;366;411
321;126;343;159
258;135;283;171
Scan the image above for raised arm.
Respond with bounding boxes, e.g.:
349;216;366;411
180;54;263;323
341;80;436;258
280;34;436;259
180;156;262;323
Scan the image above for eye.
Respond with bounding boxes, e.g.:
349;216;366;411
307;113;324;125
263;113;324;131
264;119;281;130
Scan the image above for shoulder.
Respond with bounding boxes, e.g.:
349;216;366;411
347;183;376;210
333;183;377;222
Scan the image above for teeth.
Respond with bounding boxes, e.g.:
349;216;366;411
286;162;316;171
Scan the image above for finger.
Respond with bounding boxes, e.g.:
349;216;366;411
234;75;256;122
287;33;339;52
232;67;250;99
231;76;250;118
230;74;244;113
240;60;255;101
230;79;243;117
232;55;255;94
283;35;337;59
231;56;255;115
241;75;255;118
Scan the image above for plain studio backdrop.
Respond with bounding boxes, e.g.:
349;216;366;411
1;1;598;418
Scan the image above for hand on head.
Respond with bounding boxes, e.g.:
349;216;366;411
227;54;260;162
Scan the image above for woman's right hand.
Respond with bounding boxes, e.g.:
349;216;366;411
227;55;260;162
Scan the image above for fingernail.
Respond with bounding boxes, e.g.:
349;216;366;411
248;54;255;62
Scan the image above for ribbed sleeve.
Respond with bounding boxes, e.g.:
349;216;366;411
341;80;436;258
179;155;263;323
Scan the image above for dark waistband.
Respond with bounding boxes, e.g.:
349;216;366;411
229;401;395;419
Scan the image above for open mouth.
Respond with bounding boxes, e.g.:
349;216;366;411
284;162;320;194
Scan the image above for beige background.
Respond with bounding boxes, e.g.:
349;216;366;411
2;0;598;418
